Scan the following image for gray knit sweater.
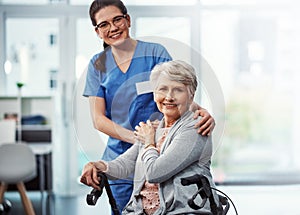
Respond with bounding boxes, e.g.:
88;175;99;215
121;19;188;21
105;111;220;214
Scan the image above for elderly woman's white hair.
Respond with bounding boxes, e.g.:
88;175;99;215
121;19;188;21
150;60;198;97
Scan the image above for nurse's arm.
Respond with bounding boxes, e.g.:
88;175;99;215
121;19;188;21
89;96;135;144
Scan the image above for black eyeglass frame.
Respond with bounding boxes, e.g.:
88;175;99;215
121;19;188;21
95;14;128;32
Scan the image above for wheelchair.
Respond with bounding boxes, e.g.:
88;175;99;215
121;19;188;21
86;173;238;215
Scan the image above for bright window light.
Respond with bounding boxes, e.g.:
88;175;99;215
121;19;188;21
4;60;12;75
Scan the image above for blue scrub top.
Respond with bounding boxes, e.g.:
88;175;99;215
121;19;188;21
83;40;172;162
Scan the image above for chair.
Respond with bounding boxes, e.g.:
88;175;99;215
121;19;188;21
0;142;37;215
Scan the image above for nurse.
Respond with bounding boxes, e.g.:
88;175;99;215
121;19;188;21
83;0;215;213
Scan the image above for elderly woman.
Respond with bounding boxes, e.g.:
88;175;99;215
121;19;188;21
80;60;220;214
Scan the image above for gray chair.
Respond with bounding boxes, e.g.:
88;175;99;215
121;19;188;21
0;143;37;215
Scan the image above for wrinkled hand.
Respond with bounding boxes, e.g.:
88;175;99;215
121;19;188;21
80;162;101;191
193;109;215;136
134;120;155;145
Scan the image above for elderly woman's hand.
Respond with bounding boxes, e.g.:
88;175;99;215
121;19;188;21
134;120;155;147
80;162;104;191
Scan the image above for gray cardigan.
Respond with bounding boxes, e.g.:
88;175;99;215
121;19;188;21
105;111;220;214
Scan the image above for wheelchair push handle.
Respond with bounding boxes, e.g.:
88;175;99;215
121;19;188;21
86;172;120;215
86;172;106;206
181;174;203;186
181;174;231;215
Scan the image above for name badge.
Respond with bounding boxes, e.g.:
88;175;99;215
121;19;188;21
136;81;153;95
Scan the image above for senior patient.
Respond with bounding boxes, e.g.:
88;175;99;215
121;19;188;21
80;60;220;214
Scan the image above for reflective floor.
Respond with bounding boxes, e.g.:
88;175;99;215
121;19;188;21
3;184;300;215
2;187;111;215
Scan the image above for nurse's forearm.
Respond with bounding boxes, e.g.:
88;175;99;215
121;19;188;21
94;115;135;144
89;96;135;144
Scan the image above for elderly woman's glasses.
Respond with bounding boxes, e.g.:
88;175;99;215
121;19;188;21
95;14;127;32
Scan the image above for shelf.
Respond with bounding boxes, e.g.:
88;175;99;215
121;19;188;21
0;95;52;99
21;124;52;130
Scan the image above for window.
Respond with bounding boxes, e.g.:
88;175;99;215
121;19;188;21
5;18;59;96
200;8;300;183
135;17;191;46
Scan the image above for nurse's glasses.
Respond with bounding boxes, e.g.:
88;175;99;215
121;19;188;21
95;14;128;32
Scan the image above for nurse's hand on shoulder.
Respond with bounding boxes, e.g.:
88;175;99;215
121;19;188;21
193;108;215;136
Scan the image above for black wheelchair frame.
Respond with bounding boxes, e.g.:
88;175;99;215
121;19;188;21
86;173;237;215
181;174;232;215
